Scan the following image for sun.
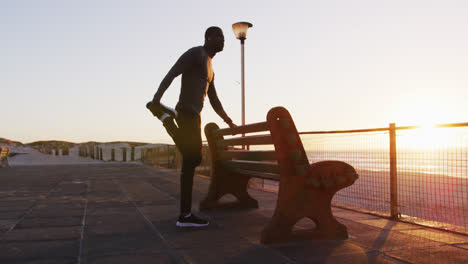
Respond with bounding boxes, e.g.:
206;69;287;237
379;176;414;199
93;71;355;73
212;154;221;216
391;95;462;149
397;125;459;150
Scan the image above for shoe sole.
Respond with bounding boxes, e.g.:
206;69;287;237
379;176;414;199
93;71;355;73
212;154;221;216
176;221;209;227
146;102;177;120
161;104;177;118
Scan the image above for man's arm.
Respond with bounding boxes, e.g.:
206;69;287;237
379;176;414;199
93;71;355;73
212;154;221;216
207;80;236;128
152;49;195;103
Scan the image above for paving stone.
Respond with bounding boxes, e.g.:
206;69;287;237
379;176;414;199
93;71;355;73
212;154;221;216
9;258;76;264
85;214;148;235
272;240;370;260
0;201;35;212
86;196;127;204
17;216;83;228
138;205;179;222
0;198;38;204
87;201;133;210
386;244;468;264
0;219;17;230
398;229;468;244
83;232;166;257
355;218;424;230
53;182;87;194
152;217;220;239
306;251;406;264
34;201;85;210
334;210;386;221
119;179;176;202
273;242;407;264
208;210;270;243
146;178;180;195
134;199;175;206
86;253;172;264
0;240;79;262
179;244;291;264
27;209;84;218
0;212;26;221
86;213;144;224
341;219;444;252
86;209;135;218
4;226;82;241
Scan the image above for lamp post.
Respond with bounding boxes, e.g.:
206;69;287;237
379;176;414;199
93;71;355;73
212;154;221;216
232;22;253;130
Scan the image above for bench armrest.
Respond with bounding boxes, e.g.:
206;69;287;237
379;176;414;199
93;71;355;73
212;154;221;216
305;160;358;189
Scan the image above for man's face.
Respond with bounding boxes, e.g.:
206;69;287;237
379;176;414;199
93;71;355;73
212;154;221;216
209;30;225;52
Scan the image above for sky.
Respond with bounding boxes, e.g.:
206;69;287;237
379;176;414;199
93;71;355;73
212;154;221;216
2;0;467;144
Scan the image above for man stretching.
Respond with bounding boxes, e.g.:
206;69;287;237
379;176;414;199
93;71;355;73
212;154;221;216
147;26;236;227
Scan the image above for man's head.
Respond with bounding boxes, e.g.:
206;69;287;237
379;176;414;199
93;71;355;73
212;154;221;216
204;26;224;53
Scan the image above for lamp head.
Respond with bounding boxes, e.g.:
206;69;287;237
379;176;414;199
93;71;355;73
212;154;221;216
232;22;253;41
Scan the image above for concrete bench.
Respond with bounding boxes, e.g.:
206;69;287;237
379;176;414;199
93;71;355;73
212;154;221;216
0;147;11;168
200;107;359;243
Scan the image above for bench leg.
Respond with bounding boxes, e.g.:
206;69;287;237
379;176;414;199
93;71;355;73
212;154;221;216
200;169;258;210
232;178;259;209
199;169;225;210
199;187;223;211
261;212;298;243
261;192;348;243
309;205;348;240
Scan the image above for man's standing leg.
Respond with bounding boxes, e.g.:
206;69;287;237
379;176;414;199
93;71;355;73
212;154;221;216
175;111;209;227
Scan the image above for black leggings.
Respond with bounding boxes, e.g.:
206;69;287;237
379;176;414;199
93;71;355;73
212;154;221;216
165;111;202;215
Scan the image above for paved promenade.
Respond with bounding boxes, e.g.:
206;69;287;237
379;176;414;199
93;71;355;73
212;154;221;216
0;163;467;263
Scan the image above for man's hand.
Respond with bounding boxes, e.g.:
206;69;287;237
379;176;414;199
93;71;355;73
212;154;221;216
227;121;237;135
227;121;237;129
146;100;161;117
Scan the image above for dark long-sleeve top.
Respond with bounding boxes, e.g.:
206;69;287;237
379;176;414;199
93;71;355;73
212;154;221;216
153;46;232;124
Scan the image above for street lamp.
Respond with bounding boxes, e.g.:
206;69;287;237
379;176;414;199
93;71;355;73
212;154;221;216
232;22;253;129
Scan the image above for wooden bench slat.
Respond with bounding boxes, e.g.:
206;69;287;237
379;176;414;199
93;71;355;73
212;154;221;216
214;121;269;137
218;135;273;147
229;167;280;181
222;160;279;174
219;150;277;161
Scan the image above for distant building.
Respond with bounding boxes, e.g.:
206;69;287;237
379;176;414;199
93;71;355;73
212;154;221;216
134;144;169;161
78;142;158;162
98;143;131;161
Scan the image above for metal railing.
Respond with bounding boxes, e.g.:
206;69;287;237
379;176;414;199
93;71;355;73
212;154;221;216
297;123;468;235
141;122;468;235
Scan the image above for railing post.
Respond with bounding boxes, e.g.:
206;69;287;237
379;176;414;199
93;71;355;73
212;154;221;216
389;123;399;219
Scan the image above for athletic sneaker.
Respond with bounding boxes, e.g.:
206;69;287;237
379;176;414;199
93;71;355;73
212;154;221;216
176;213;210;227
146;101;177;122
